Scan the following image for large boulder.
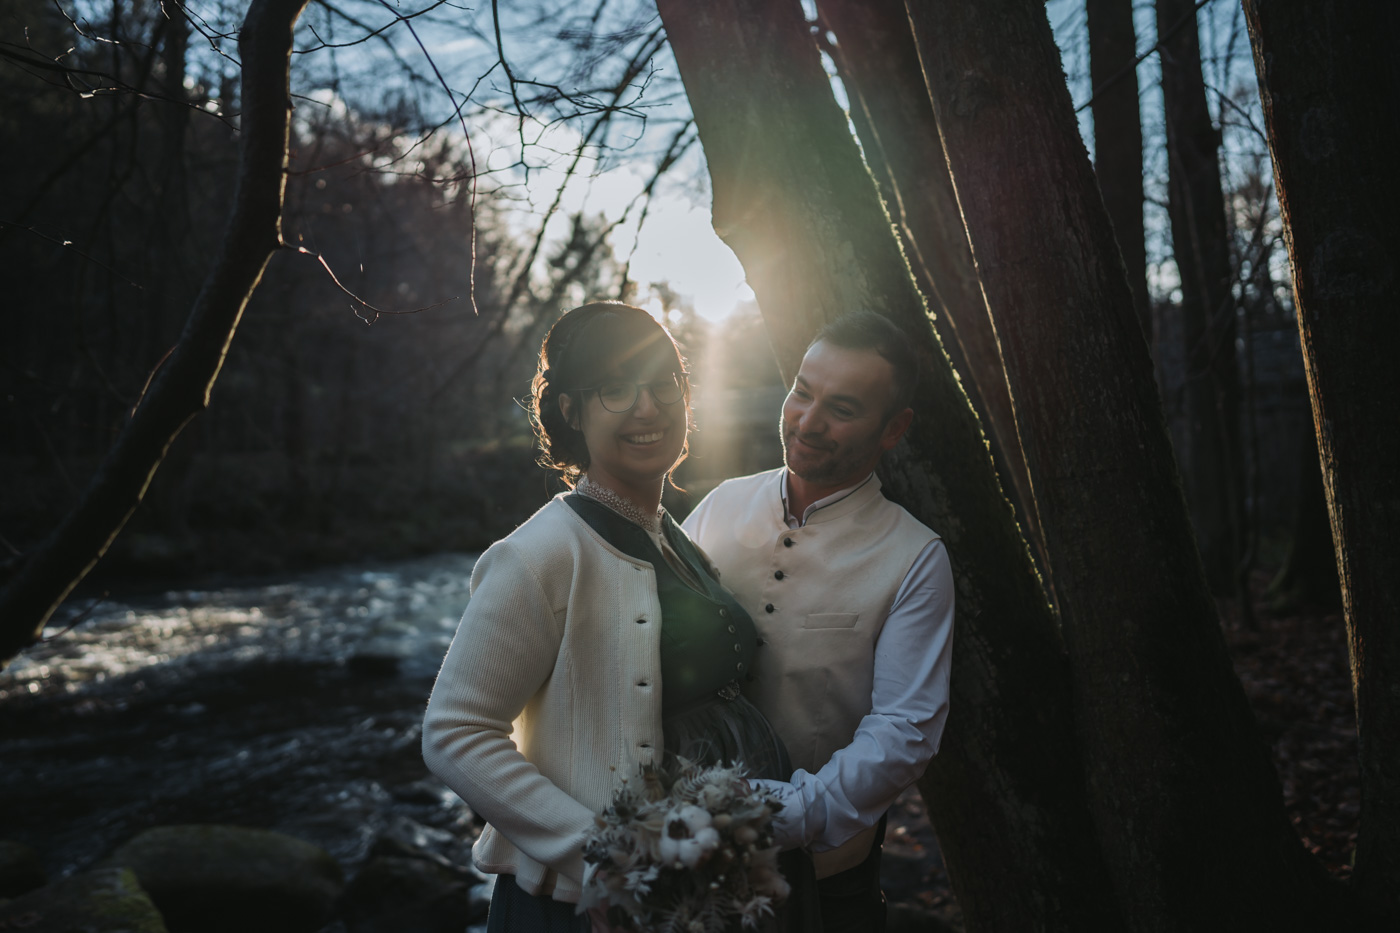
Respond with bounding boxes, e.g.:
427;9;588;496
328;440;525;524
102;825;344;933
0;867;166;932
339;856;477;933
0;840;45;897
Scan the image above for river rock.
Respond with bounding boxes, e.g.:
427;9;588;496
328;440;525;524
0;867;166;932
339;855;478;933
102;824;344;933
338;851;481;930
0;839;45;897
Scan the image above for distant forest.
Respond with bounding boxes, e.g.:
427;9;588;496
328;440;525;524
1;0;1321;607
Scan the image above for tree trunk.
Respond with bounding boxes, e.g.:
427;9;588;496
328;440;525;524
905;0;1341;927
1157;0;1244;593
1086;0;1151;336
0;0;312;664
655;1;1121;928
816;0;1047;578
1243;0;1400;908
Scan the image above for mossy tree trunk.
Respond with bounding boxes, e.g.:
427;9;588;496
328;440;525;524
815;0;1047;578
1244;0;1400;910
906;0;1341;926
655;0;1121;928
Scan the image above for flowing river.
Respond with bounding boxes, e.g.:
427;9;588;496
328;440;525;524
1;552;955;930
0;553;497;926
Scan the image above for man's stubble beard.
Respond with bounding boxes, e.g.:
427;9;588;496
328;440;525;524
781;420;880;488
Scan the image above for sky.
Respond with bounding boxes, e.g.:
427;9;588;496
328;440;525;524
253;0;1268;324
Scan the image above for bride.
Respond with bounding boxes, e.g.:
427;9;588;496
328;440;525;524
423;301;819;932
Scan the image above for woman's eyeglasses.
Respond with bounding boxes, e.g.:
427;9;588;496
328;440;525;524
581;372;689;413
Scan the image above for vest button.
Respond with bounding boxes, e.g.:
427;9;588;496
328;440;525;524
784;538;794;547
719;608;729;618
727;625;736;634
774;570;784;580
765;604;774;613
734;644;742;653
736;662;745;672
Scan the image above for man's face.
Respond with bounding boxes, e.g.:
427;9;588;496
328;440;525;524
781;341;911;489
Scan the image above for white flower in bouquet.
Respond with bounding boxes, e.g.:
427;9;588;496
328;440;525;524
659;805;722;869
580;759;789;931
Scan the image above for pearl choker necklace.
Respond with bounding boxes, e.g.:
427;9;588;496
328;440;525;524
575;476;663;533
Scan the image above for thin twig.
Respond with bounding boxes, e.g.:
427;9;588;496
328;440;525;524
0;219;145;289
292;245;458;323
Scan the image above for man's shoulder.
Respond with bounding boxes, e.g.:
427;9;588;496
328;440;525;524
879;494;942;544
683;468;782;540
701;467;784;505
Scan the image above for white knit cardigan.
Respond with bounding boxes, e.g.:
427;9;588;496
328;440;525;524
422;496;666;902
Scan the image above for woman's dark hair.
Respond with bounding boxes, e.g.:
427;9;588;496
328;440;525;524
812;310;919;414
529;301;690;486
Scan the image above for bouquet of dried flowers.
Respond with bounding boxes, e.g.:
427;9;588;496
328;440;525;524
579;760;790;932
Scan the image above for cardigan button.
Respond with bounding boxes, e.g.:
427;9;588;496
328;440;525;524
783;538;794;547
637;680;649;687
765;604;774;613
636;618;648;624
773;570;784;580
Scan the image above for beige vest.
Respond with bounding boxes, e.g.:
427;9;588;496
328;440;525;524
685;469;937;876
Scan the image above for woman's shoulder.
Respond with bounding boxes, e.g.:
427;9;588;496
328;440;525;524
488;496;586;557
488;495;646;570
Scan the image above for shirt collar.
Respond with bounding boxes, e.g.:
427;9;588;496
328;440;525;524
779;471;876;529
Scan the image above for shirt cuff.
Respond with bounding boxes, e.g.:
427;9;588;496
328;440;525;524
753;778;825;851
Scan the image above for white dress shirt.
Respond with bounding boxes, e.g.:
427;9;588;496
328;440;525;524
747;473;953;852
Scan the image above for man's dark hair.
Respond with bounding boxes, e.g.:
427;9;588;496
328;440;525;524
811;311;919;413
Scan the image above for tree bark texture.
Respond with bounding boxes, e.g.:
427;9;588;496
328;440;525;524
1244;0;1400;906
655;1;1121;928
1157;0;1245;593
0;0;311;663
905;0;1338;927
816;0;1047;577
1086;0;1151;335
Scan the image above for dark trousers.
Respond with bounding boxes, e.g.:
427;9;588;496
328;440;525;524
486;874;589;933
816;816;887;933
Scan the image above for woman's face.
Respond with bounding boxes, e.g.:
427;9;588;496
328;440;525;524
562;358;689;495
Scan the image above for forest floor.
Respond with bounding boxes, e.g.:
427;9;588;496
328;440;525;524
883;568;1357;931
1220;570;1358;880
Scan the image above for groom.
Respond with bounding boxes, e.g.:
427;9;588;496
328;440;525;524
683;311;954;933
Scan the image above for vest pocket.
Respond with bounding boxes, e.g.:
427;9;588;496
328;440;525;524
802;612;859;629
